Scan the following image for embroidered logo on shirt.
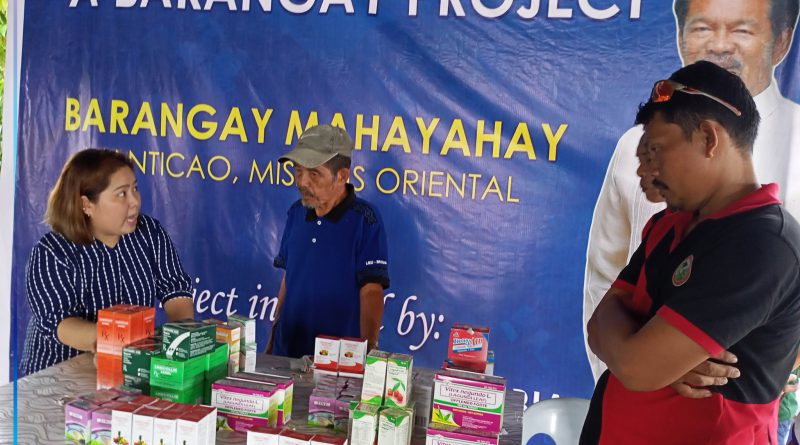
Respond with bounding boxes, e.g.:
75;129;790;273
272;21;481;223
672;255;694;287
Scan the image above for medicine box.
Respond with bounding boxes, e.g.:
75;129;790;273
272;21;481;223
425;423;499;445
338;338;368;374
235;371;295;426
279;430;314;445
448;324;489;373
110;402;140;445
153;406;184;445
379;408;412;445
385;353;413;408
431;369;506;434
228;314;257;351
349;402;380;445
162;319;216;361
247;426;283;445
360;350;389;405
122;336;162;393
65;399;98;444
89;404;113;445
212;377;277;431
96;353;123;390
314;336;341;372
150;353;206;389
131;405;163;445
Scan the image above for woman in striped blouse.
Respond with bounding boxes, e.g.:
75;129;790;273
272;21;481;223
20;148;195;375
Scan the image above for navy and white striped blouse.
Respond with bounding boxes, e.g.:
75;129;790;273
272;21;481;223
20;214;193;376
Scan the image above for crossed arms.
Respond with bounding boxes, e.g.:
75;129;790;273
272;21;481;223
588;286;738;394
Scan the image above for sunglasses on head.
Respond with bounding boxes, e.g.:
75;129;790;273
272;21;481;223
651;80;742;117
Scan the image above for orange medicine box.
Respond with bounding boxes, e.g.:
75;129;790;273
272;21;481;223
115;306;155;349
96;307;120;355
203;318;242;355
97;305;156;356
135;305;157;338
96;353;123;390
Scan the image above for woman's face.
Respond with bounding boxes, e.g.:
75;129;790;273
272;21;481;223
82;167;140;247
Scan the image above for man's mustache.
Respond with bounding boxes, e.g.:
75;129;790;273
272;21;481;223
702;56;743;74
299;187;315;197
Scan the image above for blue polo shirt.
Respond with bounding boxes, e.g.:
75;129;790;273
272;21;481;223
273;185;390;358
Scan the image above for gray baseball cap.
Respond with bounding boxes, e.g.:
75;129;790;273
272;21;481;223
279;124;354;168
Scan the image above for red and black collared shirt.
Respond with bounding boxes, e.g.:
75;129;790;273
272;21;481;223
582;184;800;445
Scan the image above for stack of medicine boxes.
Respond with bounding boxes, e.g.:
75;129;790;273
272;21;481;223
122;335;162;395
425;324;506;445
350;350;415;445
228;314;258;372
307;336;370;436
203;318;243;374
96;304;156;389
150;319;221;404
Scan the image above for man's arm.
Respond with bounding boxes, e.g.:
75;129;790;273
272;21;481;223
360;282;384;351
265;275;286;354
589;286;711;391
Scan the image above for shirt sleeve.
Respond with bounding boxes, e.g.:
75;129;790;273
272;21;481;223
613;210;667;292
25;241;81;343
656;231;800;356
355;205;390;289
613;239;645;293
148;218;193;304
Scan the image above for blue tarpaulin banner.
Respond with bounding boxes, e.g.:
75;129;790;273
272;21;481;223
10;0;800;402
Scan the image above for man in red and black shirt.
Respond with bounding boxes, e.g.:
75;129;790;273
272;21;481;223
582;60;800;444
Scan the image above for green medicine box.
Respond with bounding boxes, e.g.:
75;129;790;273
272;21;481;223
162;319;216;361
203;366;228;405
122;375;149;395
122;337;162;379
150;383;204;404
150;353;206;390
203;344;230;404
205;342;229;375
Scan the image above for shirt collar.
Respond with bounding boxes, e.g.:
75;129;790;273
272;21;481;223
305;184;356;223
705;183;782;221
665;184;781;249
752;79;781;120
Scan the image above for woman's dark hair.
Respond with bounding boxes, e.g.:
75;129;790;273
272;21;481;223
46;148;135;244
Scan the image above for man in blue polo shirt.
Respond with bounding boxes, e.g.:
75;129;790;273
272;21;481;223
582;61;800;444
267;124;390;358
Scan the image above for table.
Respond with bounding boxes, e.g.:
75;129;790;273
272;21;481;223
0;353;523;444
